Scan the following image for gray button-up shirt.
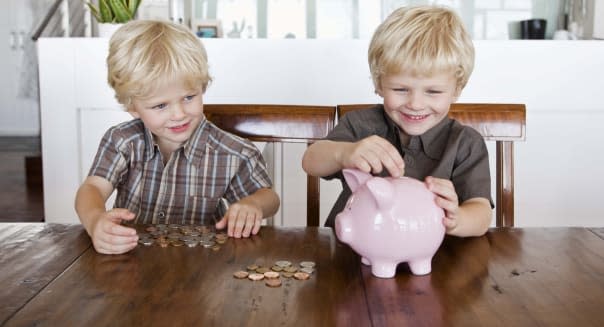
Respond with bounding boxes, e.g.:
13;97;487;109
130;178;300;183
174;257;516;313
323;105;492;228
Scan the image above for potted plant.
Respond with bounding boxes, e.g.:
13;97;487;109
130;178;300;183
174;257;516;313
86;0;142;36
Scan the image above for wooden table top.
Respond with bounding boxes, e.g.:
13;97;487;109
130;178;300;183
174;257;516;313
2;223;604;327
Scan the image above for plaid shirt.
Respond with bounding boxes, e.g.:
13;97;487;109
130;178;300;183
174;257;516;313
88;118;272;225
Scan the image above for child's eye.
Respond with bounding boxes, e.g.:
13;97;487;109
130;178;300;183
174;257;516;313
393;88;408;93
152;103;167;110
427;90;443;95
184;94;196;102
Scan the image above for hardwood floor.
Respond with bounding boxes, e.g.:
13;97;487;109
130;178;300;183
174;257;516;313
0;137;44;222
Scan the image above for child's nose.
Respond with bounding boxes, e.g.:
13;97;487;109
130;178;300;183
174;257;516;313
407;93;425;110
170;103;186;119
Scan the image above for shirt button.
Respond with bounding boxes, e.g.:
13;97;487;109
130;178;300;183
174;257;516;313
158;211;166;219
406;157;414;167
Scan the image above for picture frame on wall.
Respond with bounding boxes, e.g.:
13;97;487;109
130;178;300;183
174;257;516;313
193;19;223;38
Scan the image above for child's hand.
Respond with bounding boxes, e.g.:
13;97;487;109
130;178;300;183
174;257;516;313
342;135;405;177
425;176;460;233
215;201;263;238
89;208;138;254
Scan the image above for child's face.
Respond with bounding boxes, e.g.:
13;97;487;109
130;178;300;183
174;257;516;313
377;71;460;136
129;79;204;154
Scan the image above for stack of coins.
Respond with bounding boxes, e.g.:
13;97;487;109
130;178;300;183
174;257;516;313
233;260;316;287
136;224;226;250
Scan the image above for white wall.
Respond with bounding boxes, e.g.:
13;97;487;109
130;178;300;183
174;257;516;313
38;38;604;226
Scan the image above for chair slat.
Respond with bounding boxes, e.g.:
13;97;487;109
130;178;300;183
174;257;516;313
204;104;337;227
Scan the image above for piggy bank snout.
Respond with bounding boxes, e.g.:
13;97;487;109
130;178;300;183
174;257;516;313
335;214;353;243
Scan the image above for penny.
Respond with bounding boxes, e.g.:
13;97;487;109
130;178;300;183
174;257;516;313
282;272;295;278
233;271;249;279
211;245;220;251
171;240;184;247
246;264;259;271
265;278;282;287
300;261;316;268
159;241;169;248
271;265;283;272
256;267;270;274
264;271;280;279
248;273;265;281
284;266;298;273
215;238;226;244
293;272;310;280
145;226;157;232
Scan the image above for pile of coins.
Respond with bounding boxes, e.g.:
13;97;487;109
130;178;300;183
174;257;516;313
233;260;316;288
136;224;228;250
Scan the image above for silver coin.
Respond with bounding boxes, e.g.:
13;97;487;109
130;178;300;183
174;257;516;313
300;267;314;274
184;240;198;248
138;238;154;246
201;240;216;248
275;260;292;268
300;261;316;268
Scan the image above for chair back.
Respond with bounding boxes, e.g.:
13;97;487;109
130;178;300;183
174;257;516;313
204;104;337;226
336;103;526;227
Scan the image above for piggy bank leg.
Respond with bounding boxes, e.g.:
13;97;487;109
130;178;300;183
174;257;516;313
361;257;371;266
371;261;397;278
408;258;432;275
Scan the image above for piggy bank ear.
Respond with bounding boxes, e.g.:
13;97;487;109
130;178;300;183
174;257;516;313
365;178;393;210
342;169;373;192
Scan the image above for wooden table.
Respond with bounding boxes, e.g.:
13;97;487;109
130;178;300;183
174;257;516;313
2;224;604;326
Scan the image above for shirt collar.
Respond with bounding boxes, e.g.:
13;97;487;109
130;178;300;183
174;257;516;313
142;118;211;163
183;118;212;161
383;109;452;160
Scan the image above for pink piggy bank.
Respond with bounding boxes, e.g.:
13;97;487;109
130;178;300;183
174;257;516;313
335;169;445;278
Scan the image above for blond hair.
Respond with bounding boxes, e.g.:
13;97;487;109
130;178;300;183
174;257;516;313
368;6;474;92
107;20;212;108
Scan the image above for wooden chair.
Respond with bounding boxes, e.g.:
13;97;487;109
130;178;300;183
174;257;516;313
204;104;337;227
336;103;526;227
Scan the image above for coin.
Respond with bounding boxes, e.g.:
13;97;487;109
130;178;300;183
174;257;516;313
275;260;292;268
233;271;249;279
293;272;310;280
184;240;198;248
256;267;270;274
265;278;282;287
246;264;259;271
145;226;157;232
138;238;154;246
300;261;316;268
248;273;265;281
300;267;314;274
171;240;184;247
282;272;295;278
271;265;283;272
284;266;298;273
263;271;280;279
212;245;220;251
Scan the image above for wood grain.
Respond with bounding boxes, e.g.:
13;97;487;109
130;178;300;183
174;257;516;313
0;223;90;324
362;228;604;327
5;227;369;327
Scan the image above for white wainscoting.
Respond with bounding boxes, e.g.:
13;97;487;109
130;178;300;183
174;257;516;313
38;38;604;226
